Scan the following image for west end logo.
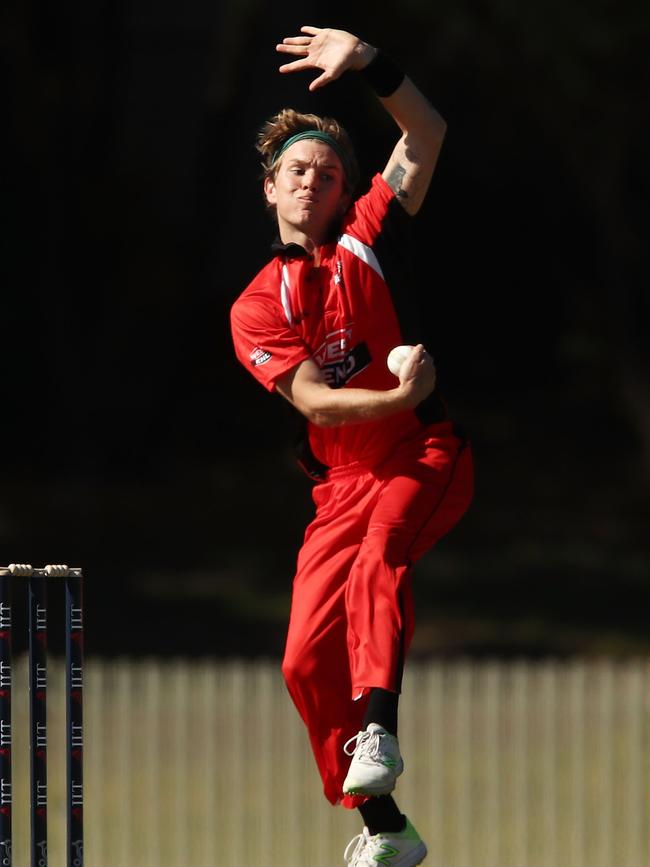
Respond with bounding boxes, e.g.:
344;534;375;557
249;347;272;367
317;341;372;389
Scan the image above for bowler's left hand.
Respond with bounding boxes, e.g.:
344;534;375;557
276;26;376;91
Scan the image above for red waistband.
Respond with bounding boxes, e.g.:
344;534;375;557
323;420;456;482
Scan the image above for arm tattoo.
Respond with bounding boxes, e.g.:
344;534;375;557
386;163;409;199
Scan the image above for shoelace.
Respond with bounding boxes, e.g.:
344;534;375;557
345;827;401;866
344;827;372;865
343;729;384;760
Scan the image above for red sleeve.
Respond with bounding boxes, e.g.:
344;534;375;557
342;173;397;245
230;292;311;393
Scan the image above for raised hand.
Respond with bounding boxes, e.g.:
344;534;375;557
276;26;376;91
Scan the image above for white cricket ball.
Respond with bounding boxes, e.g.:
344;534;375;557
387;344;414;377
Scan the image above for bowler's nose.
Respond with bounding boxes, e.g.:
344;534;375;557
302;169;319;190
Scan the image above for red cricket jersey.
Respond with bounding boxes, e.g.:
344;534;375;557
231;173;442;471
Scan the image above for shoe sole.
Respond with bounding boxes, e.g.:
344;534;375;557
343;761;404;797
343;782;397;796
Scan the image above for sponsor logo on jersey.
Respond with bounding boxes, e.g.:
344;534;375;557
313;328;353;366
320;342;372;389
250;347;272;367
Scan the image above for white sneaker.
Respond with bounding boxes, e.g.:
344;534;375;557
344;818;427;866
342;723;404;796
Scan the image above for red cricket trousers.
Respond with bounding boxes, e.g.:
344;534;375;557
281;421;474;808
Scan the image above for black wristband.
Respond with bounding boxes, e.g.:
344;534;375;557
359;50;405;98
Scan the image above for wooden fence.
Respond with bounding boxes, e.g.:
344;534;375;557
8;657;650;866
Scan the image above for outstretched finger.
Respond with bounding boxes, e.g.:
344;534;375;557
278;58;313;74
300;25;322;35
308;71;334;91
276;43;311;55
280;36;312;45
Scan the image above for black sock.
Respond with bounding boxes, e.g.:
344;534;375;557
363;687;399;736
358;796;406;835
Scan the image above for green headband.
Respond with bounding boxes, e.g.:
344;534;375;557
272;130;351;177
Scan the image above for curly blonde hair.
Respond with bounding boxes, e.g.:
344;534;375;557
257;108;359;194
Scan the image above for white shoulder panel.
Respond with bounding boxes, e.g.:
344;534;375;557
338;233;384;280
280;264;293;326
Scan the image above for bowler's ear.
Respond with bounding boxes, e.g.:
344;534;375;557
264;176;277;206
338;192;352;216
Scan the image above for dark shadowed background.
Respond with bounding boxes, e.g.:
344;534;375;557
4;0;648;659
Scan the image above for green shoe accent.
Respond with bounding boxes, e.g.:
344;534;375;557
374;843;399;863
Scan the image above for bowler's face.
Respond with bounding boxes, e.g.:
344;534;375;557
264;140;348;243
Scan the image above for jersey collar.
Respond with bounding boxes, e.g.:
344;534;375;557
270;218;343;259
270;238;312;259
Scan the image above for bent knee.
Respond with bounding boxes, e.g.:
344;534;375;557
363;528;412;569
282;648;315;688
